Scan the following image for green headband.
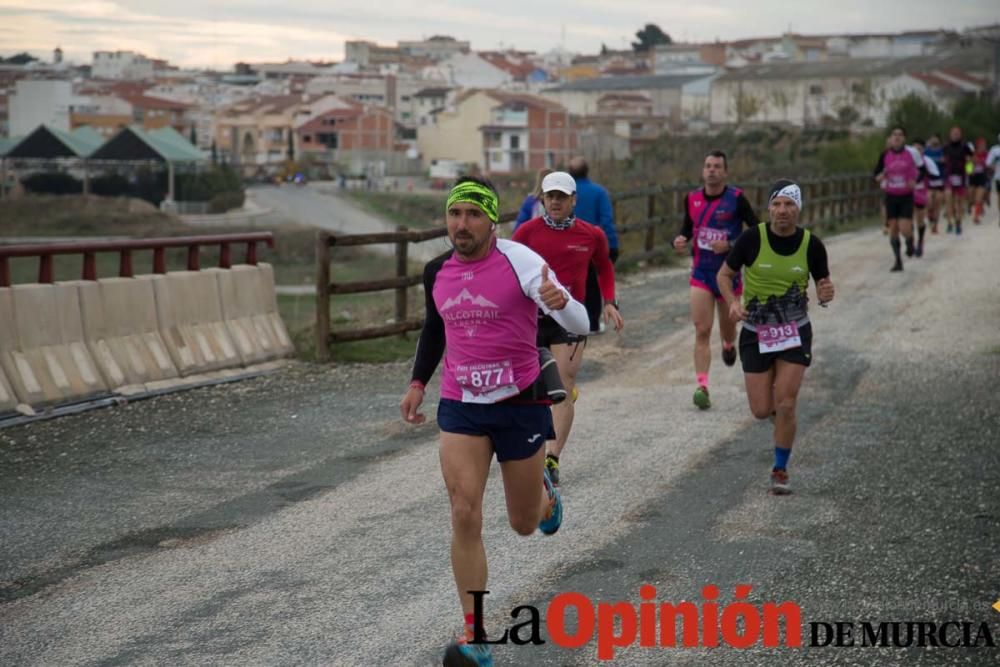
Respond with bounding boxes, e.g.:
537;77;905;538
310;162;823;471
446;182;499;223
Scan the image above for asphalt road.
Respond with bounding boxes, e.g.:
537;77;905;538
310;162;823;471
248;184;451;263
1;221;998;666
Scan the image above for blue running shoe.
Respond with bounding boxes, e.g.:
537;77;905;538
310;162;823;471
538;468;562;535
443;637;493;666
544;454;560;487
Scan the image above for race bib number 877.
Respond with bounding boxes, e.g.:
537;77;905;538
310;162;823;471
456;360;519;404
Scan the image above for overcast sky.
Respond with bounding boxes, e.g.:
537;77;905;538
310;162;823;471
1;0;997;69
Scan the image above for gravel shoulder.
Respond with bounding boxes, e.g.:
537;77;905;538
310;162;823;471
1;222;998;666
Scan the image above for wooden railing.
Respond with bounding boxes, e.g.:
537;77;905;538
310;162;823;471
0;232;275;287
611;172;881;266
315;173;880;358
314;211;515;361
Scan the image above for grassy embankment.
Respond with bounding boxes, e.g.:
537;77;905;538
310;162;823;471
342;190;443;231
343;126;885;274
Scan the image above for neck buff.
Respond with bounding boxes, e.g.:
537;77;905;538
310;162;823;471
446;181;499;223
768;182;803;210
543;212;575;230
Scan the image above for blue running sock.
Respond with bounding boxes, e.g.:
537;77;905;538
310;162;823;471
774;446;791;471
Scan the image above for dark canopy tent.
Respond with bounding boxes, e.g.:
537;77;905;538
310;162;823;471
1;125;102;197
5;125;102;159
89;126;206;203
2;124;205;203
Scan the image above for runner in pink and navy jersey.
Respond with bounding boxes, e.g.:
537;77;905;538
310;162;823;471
672;150;759;410
400;176;589;667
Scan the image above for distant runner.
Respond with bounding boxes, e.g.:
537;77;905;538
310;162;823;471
872;126;923;271
987;133;1000;226
970;136;989;225
942;126;973;234
923;134;946;234
911;139;939;257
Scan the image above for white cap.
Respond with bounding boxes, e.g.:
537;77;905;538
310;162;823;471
541;171;576;195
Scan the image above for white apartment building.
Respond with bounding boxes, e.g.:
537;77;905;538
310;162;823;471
398;37;470;61
423;53;511;89
92;51;154;80
8;79;82;136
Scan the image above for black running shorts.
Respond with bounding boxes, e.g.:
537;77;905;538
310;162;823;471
739;322;813;373
884;193;914;220
537;315;586;348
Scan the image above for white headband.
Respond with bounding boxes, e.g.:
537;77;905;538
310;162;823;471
769;184;802;210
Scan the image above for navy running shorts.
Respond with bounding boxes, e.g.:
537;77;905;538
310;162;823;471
437;398;555;462
691;265;742;303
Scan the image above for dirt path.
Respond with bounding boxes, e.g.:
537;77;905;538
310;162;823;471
1;222;998;666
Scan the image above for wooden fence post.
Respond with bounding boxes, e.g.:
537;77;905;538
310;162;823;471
644;191;656;252
842;175;851;224
820;178;829;225
315;231;331;362
832;176;841;225
852;175;860;219
750;182;765;218
826;177;833;225
810;180;819;226
865;173;873;217
395;225;408;337
671;183;681;236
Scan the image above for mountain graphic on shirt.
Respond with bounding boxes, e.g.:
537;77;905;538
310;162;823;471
441;288;499;311
746;283;809;326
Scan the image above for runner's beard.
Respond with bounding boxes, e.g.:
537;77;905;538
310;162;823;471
452;231;490;258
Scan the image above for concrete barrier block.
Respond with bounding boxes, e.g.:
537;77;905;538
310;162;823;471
0;362;18;415
147;271;241;376
78;277;179;392
213;264;293;364
0;283;107;406
0;289;24;415
257;263;294;355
